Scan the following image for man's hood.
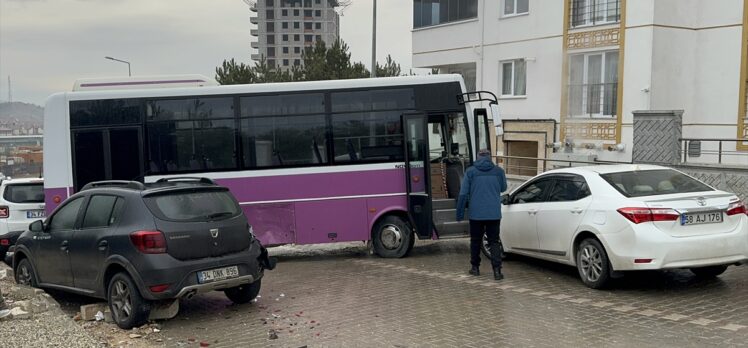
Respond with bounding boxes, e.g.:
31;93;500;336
474;156;496;171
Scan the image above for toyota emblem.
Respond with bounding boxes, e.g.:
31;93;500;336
696;197;707;207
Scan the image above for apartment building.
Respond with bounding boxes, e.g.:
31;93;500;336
249;0;340;70
413;0;748;169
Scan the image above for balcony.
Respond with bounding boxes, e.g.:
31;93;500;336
251;41;259;49
250;16;258;24
569;0;621;29
251;54;261;61
250;29;258;36
567;82;618;117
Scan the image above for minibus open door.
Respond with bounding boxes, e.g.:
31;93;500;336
402;113;434;239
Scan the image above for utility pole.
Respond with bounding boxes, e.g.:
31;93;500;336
371;0;377;78
8;76;12;103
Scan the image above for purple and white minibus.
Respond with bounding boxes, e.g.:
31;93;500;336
43;74;499;257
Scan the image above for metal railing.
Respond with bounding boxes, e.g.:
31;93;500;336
567;82;617;118
679;138;748;165
493;155;631;177
569;0;621;28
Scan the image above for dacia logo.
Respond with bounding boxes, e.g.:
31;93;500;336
210;228;219;238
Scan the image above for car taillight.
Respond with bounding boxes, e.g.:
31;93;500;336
727;201;747;216
617;207;679;224
130;230;167;254
0;206;8;219
0;239;8;246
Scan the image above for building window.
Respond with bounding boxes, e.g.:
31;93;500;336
503;0;528;16
568;51;619;117
304;34;313;42
305;22;313;30
294;46;301;53
304;9;313;17
268;59;276;68
294;9;300;16
294;59;301;66
570;0;621;28
282;22;289;29
501;59;526;97
266;9;275;19
413;0;478;29
315;0;320;4
304;0;312;6
266;0;274;7
267;47;276;57
282;9;288;16
283;59;289;66
294;22;300;29
282;34;289;41
315;22;322;29
294;34;300;41
283;46;289;54
266;23;275;32
267;35;275;44
315;10;321;16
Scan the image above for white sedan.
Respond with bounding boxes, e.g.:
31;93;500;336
498;164;748;289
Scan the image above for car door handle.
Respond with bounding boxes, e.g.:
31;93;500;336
60;240;69;252
528;209;538;215
571;208;583;214
98;240;108;251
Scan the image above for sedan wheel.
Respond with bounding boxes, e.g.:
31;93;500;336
576;238;611;289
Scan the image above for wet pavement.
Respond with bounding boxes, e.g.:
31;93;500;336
53;239;748;347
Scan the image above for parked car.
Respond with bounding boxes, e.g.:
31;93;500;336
12;178;275;329
0;178;44;258
498;164;748;289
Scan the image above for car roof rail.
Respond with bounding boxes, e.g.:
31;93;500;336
80;180;146;191
154;177;216;185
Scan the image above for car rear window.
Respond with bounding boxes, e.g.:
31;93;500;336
3;183;44;203
144;190;241;222
600;169;713;198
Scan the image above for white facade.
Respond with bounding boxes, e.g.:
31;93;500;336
248;0;340;70
413;0;748;167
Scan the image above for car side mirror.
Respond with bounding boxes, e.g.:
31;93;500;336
501;194;510;205
29;220;44;233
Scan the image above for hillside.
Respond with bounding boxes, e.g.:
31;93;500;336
0;102;44;124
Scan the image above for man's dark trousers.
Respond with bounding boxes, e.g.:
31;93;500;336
469;219;502;269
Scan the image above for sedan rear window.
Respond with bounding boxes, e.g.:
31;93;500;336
600;169;713;197
145;190;241;222
3;183;44;203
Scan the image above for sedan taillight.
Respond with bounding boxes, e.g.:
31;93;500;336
0;206;8;219
130;230;167;254
726;201;747;216
617;207;680;224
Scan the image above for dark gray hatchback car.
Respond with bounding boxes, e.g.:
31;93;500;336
12;178;274;329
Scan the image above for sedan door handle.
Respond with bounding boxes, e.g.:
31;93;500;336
571;208;583;214
528;209;538;216
60;240;69;252
98;240;108;251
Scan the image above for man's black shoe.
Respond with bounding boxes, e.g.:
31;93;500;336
493;267;504;281
469;266;480;276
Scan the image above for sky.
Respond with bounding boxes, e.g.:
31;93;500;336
0;0;417;106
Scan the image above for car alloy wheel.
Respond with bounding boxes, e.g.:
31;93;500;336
579;244;604;282
16;261;33;286
110;279;133;323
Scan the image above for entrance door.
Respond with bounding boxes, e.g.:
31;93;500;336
72;127;144;191
402;113;433;239
474;108;491;156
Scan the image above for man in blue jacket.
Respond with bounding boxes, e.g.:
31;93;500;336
456;149;508;280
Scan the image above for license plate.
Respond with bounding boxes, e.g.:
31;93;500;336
681;211;723;226
26;210;45;219
197;266;239;284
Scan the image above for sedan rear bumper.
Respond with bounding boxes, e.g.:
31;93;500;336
603;221;748;270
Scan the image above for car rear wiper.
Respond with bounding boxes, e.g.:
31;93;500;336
206;212;233;220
